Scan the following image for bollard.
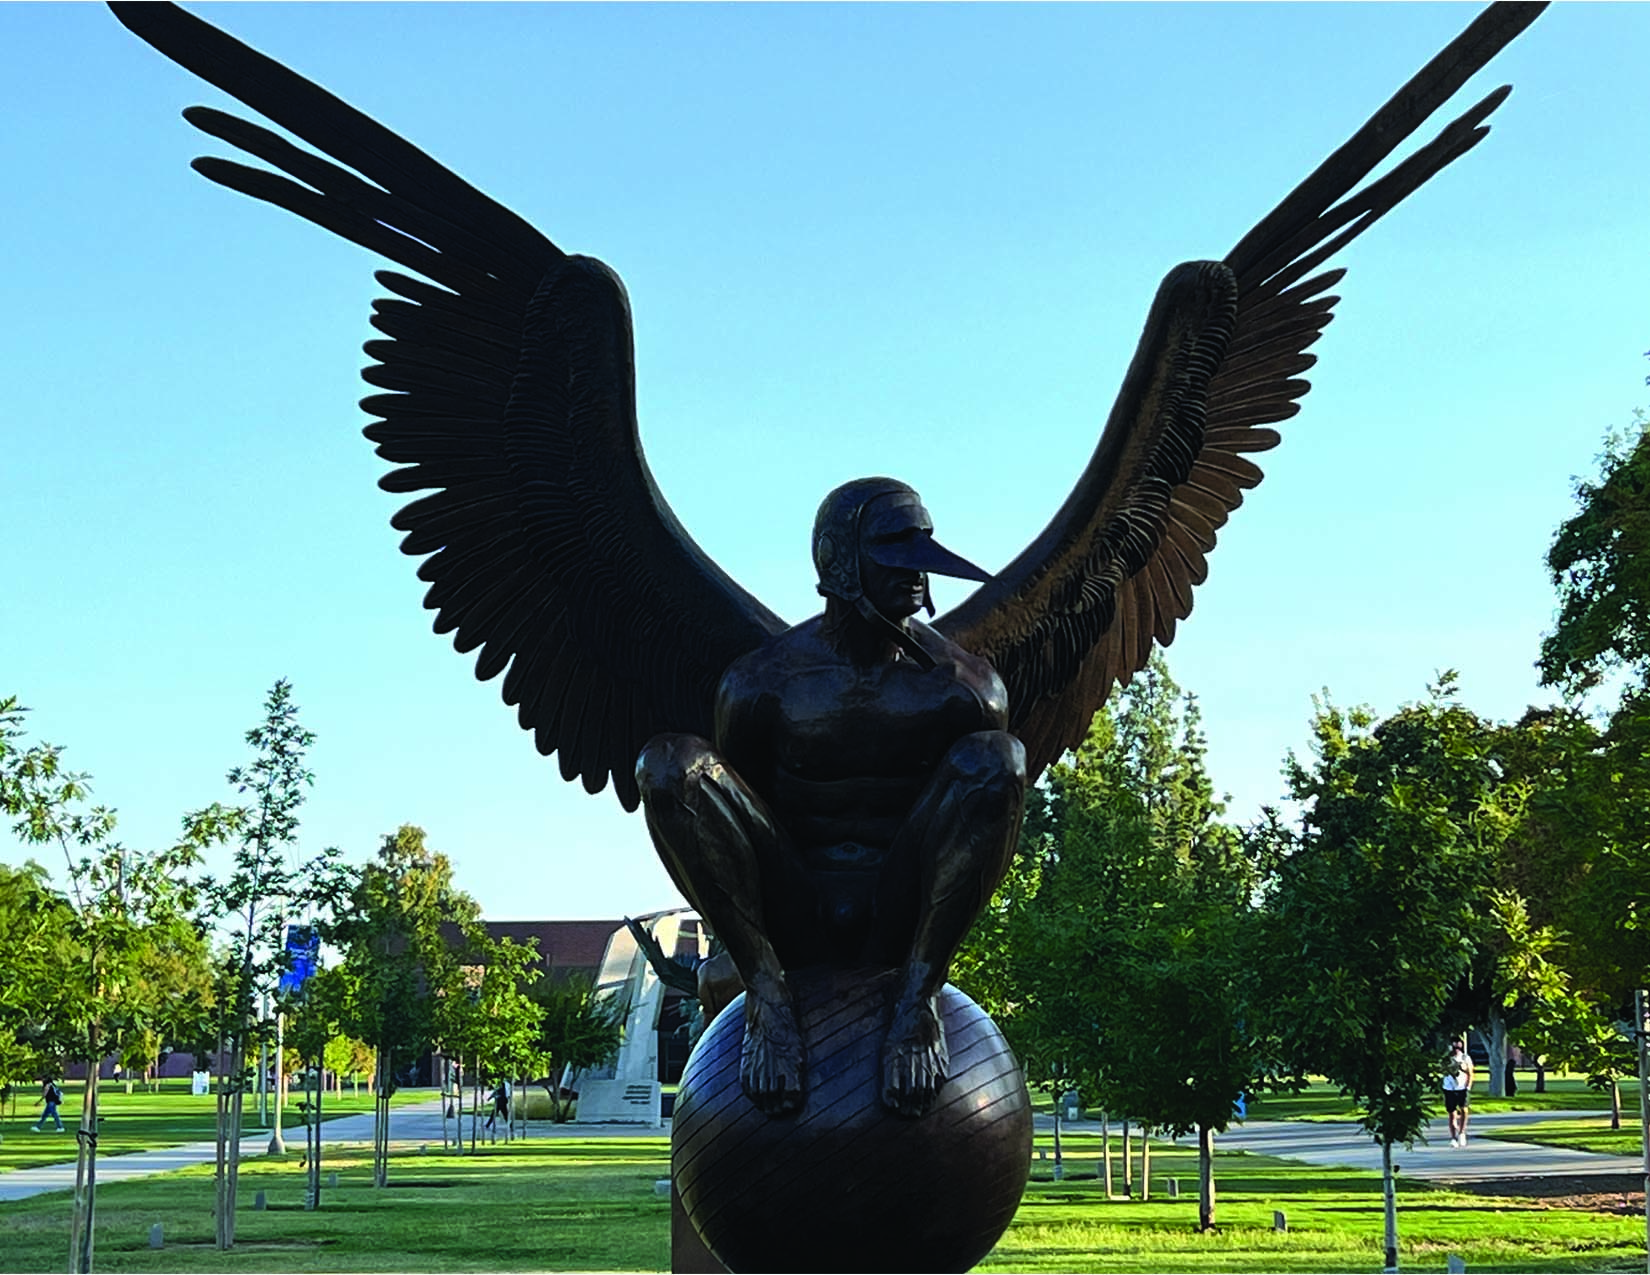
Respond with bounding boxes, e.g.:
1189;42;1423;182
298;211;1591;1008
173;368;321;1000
1273;1210;1287;1232
148;1223;163;1250
253;1190;267;1211
1166;1178;1178;1198
1447;1256;1466;1274
328;1171;338;1188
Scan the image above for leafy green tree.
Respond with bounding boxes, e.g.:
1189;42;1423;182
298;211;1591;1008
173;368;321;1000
1539;406;1650;695
330;824;480;1184
0;859;76;1087
957;653;1264;1226
200;679;343;1249
438;933;544;1148
1265;676;1524;1270
525;973;622;1123
0;695;227;1273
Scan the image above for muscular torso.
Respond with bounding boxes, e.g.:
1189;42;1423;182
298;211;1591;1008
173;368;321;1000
716;616;1009;863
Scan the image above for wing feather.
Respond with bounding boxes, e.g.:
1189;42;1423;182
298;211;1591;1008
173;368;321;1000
936;1;1544;783
112;1;787;808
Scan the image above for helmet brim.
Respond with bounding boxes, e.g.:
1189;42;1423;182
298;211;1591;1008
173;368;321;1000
866;532;991;583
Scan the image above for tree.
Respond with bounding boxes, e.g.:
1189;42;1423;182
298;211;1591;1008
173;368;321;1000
0;695;227;1273
1265;676;1524;1270
437;933;543;1148
0;859;76;1087
199;679;343;1249
285;961;353;1209
1535;388;1650;1122
1539;404;1650;696
955;653;1266;1226
525;973;622;1123
330;824;479;1184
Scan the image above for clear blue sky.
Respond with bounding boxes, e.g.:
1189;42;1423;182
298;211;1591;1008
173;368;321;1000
5;3;1647;923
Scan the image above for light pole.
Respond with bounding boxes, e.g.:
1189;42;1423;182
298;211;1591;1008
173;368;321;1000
267;1007;287;1154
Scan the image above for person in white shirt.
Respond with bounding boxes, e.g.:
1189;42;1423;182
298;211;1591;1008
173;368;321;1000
1441;1037;1474;1147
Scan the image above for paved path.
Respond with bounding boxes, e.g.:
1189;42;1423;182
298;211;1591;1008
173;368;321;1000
0;1097;670;1203
1035;1110;1642;1184
5;1102;1639;1203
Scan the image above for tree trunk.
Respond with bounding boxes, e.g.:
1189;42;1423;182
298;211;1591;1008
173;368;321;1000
1051;1095;1063;1181
1487;1011;1508;1098
214;1027;229;1250
372;1043;393;1187
1121;1119;1133;1197
1197;1124;1215;1231
1612;1078;1623;1132
1101;1112;1113;1197
305;1054;323;1210
1140;1127;1150;1200
1534;1058;1546;1093
227;1039;245;1243
440;1058;452;1150
1381;1135;1399;1271
70;1034;102;1273
470;1065;480;1153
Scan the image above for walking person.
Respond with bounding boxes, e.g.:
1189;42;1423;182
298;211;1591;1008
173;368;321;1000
32;1078;66;1133
484;1079;510;1133
1442;1036;1474;1147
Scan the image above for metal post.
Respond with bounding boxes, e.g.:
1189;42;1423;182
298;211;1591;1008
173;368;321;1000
267;1009;286;1154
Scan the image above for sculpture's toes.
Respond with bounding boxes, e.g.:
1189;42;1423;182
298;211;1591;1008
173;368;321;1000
740;994;806;1116
881;994;949;1118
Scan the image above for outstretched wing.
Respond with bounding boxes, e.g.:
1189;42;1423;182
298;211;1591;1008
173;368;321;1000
936;2;1545;785
111;2;787;809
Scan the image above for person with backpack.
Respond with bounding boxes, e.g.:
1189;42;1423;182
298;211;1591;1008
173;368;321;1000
33;1078;66;1132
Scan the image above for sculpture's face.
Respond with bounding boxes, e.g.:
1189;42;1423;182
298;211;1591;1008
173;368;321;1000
858;493;932;621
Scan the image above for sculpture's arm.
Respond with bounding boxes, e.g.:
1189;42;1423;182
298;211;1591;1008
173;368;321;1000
712;655;778;801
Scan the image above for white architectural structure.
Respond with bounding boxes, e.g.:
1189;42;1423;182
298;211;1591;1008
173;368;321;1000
571;908;706;1126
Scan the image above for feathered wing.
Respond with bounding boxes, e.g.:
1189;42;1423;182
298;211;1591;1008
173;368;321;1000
110;2;787;809
936;1;1546;785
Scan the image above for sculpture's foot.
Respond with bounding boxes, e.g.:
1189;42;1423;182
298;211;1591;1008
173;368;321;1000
881;990;949;1117
740;985;805;1115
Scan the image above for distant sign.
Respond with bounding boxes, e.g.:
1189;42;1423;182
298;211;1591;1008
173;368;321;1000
277;924;321;999
191;1070;210;1096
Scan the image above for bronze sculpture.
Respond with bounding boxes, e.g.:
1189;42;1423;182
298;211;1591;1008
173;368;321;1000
111;3;1545;1269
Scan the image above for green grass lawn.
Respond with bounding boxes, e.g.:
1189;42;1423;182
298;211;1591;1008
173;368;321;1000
1244;1075;1638;1123
0;1081;430;1173
1481;1115;1644;1158
0;1127;1642;1273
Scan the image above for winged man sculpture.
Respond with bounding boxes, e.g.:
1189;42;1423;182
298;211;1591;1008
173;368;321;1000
113;3;1545;1124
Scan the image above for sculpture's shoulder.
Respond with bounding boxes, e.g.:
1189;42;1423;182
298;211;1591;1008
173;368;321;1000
908;620;1011;726
719;616;830;695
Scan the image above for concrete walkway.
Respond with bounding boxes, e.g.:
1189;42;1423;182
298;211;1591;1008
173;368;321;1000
4;1102;1639;1204
1036;1110;1643;1184
0;1096;671;1203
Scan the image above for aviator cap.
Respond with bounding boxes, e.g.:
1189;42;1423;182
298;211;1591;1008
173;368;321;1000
812;477;990;605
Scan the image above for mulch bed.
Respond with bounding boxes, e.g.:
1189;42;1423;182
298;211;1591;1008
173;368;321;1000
1445;1174;1644;1215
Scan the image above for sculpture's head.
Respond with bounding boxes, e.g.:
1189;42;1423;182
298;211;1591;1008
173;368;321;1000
813;478;990;623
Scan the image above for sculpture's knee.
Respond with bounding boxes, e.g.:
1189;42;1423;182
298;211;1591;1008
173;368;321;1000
635;732;718;806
